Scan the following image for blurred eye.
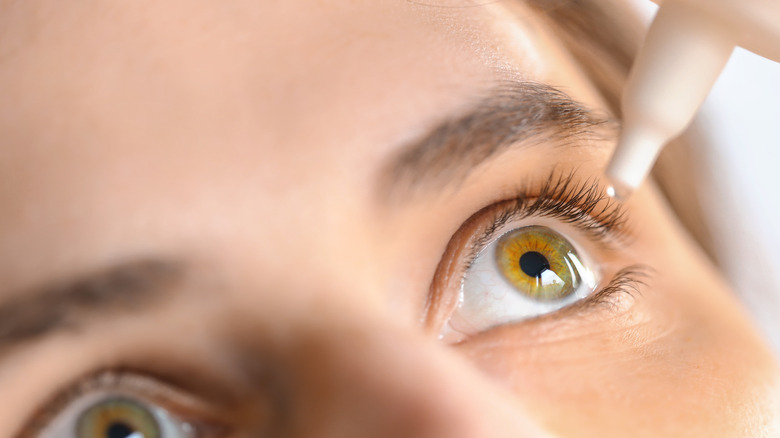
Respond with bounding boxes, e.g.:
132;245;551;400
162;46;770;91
76;398;173;438
38;390;196;438
442;225;598;339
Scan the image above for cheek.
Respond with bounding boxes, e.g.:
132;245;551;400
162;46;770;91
453;185;780;436
456;281;777;436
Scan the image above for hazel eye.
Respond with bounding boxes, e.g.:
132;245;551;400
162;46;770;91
77;398;160;438
37;390;196;438
495;226;584;301
441;224;598;340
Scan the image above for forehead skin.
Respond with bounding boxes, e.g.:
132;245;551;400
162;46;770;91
0;0;598;289
1;1;779;437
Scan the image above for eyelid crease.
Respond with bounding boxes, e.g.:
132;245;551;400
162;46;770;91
380;80;614;201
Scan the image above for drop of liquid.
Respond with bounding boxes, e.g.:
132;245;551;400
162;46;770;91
605;178;633;201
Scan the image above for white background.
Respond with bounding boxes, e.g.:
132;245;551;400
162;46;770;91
632;0;780;352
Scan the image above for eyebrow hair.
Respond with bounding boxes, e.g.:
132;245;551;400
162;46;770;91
0;259;183;355
380;80;613;199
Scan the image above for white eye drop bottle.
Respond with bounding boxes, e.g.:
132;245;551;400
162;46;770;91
604;0;780;200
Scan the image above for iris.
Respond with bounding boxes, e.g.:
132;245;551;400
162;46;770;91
495;226;583;301
77;398;160;438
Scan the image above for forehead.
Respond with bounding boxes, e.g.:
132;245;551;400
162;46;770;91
0;0;593;157
0;1;600;288
0;1;527;147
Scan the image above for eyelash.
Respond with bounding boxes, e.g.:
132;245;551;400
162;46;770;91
578;265;652;312
467;170;630;268
438;171;649;330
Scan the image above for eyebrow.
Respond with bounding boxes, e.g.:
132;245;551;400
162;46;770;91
0;83;606;358
380;80;613;199
0;259;183;355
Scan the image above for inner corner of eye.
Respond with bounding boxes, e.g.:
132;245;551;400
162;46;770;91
449;224;599;335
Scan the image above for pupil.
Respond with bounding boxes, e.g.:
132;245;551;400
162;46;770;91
519;251;550;278
107;422;138;438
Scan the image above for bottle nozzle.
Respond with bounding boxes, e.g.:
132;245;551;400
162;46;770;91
604;127;666;201
605;180;632;202
603;0;734;201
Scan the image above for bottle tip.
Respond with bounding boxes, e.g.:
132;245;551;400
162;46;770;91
605;179;633;202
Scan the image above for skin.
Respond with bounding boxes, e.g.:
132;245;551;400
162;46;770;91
0;0;779;437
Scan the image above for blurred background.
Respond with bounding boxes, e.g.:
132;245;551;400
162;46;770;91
632;1;780;353
696;49;780;353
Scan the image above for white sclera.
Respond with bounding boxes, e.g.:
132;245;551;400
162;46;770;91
446;227;598;336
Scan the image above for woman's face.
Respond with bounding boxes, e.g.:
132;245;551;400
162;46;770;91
1;1;779;437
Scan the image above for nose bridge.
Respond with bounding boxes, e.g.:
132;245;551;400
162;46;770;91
280;316;549;438
292;325;461;438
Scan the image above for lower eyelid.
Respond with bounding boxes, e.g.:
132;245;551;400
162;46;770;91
439;264;653;346
516;264;651;328
549;264;652;321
